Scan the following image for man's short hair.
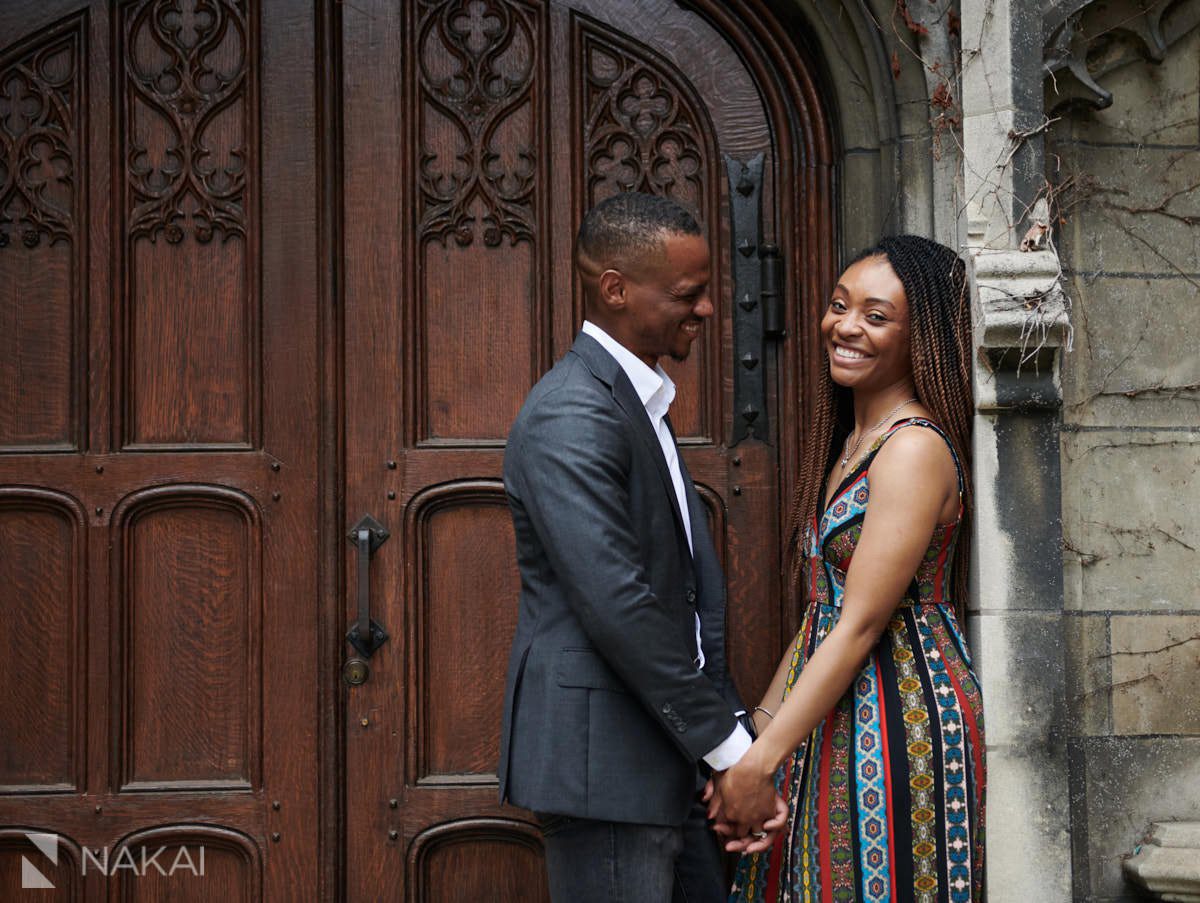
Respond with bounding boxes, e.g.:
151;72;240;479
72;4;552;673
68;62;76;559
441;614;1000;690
575;192;702;271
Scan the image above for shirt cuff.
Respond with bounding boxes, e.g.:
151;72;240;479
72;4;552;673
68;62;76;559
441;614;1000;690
702;723;753;771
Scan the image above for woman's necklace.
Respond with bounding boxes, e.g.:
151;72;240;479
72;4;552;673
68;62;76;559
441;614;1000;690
839;397;918;471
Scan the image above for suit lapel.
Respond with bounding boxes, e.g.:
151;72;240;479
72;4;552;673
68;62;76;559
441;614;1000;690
611;374;689;539
673;445;707;554
570;333;689;542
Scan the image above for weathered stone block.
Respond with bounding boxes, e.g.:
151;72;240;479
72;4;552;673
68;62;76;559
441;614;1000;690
1060;275;1200;427
1066;612;1113;736
1050;145;1200;276
1062;430;1200;611
961;0;1016;113
974;611;1068;747
985;744;1073;903
964;107;1048;245
840;151;884;261
972;410;1066;612
1124;821;1200;902
1070;28;1200;146
1109;614;1200;735
1081;737;1200;900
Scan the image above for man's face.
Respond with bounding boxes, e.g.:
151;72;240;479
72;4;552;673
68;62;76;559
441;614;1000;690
611;232;713;367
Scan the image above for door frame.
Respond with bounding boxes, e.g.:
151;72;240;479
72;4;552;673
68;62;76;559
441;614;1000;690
311;1;837;898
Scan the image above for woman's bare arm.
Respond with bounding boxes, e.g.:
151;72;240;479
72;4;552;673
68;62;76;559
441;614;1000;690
710;426;957;841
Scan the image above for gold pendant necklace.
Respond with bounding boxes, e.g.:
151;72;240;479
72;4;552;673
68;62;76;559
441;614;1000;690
839;397;918;470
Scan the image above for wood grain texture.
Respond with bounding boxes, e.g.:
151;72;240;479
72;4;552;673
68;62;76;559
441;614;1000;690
0;1;322;898
110;825;261;902
112;486;261;791
0;14;85;452
408;482;519;782
0;828;83;901
406;819;548;903
119;0;260;449
0;489;86;792
417;0;547;442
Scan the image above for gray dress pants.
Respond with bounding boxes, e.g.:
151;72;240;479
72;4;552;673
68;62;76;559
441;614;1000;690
537;792;726;903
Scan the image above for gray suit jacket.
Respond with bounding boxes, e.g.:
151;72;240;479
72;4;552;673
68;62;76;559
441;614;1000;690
498;332;744;826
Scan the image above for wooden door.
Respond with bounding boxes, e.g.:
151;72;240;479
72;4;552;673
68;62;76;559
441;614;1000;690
0;1;322;899
340;1;813;899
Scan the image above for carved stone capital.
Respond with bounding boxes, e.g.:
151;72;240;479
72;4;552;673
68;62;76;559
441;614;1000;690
968;246;1070;410
970;248;1069;351
1124;822;1200;902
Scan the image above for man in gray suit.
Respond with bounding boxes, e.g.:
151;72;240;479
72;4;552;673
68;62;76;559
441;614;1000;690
499;193;782;902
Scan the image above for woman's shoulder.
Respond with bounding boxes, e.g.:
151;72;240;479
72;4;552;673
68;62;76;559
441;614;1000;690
869;419;959;491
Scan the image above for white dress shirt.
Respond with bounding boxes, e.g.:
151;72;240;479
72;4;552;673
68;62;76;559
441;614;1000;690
581;321;752;770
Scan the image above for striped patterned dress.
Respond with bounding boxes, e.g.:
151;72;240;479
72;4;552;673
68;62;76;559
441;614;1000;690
730;418;985;903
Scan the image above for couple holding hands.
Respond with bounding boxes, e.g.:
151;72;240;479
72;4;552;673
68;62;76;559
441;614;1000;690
499;193;985;903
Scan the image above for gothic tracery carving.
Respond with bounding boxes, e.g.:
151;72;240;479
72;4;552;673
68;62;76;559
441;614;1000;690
579;23;708;214
0;24;80;250
417;0;539;248
123;0;253;244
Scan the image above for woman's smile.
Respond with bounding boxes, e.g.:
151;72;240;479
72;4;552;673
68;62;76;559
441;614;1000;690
831;343;871;362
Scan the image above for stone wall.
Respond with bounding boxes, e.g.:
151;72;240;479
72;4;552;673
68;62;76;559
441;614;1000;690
1048;23;1200;903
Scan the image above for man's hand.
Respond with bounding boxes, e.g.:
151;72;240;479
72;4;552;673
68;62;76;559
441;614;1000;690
703;757;789;853
717;792;787;853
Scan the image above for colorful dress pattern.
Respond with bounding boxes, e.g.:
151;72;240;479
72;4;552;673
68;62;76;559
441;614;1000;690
730;419;986;903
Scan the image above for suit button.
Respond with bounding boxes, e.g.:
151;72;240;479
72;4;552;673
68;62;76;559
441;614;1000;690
662;704;672;714
686;589;697;604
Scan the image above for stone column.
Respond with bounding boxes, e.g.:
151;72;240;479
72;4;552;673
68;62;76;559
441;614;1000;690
959;1;1073;900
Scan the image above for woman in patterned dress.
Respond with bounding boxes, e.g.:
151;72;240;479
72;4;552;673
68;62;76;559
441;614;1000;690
707;235;985;902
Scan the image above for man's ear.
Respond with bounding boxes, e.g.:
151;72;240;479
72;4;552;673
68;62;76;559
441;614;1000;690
597;269;626;312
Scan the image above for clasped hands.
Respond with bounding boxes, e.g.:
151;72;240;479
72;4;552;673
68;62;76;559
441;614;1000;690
704;749;788;854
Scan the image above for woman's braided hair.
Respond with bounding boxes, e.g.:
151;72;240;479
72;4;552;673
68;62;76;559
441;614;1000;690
787;235;975;614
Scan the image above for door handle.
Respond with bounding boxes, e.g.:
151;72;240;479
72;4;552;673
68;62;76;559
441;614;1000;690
346;514;390;658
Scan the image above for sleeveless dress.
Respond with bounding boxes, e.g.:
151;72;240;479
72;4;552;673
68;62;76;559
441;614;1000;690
730;418;985;903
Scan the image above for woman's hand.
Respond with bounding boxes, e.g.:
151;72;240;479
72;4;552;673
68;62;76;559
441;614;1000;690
704;745;787;852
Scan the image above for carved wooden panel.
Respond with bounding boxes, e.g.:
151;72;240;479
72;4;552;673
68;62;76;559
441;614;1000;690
111;825;261;902
416;0;547;442
576;14;720;440
120;0;260;448
0;15;84;451
408;482;518;782
114;486;262;791
578;19;710;211
0;828;82;900
407;820;548;903
0;489;85;793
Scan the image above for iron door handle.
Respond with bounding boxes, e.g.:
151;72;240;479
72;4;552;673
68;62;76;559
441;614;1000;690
346;514;389;658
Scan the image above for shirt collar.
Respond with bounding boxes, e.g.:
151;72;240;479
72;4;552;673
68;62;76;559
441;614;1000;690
581;321;676;418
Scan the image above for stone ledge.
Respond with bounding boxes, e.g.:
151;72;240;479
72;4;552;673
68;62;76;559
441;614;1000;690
1124;821;1200;901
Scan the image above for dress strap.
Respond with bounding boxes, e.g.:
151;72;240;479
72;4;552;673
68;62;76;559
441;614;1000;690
868;417;965;498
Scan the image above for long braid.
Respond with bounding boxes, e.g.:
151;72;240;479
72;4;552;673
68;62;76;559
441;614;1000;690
787;364;837;589
878;236;974;615
788;235;975;617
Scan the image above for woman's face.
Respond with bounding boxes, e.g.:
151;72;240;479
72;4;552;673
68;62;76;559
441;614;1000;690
821;255;913;392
